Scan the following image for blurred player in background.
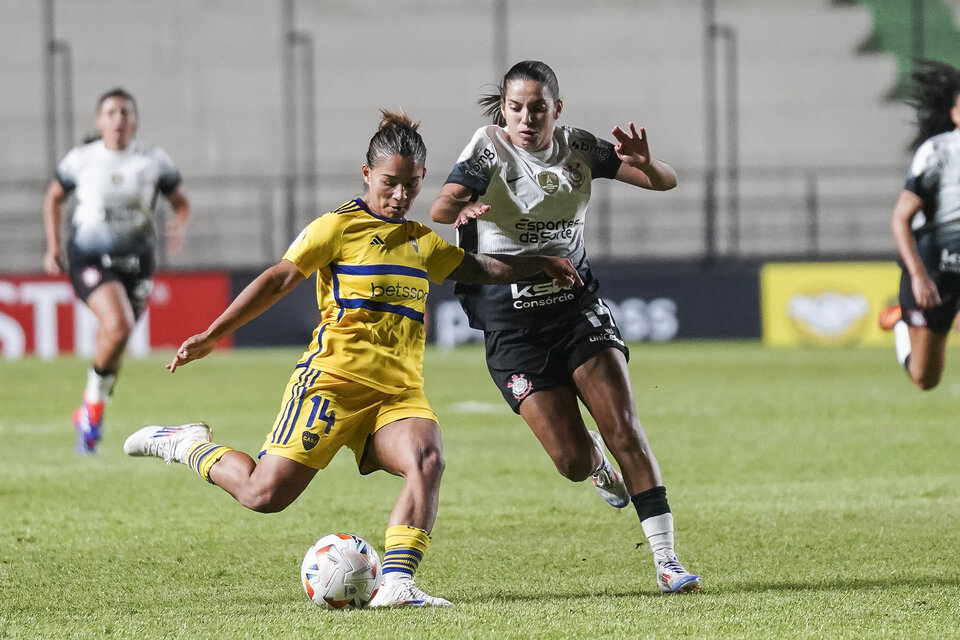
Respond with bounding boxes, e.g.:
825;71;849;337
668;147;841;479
42;88;190;454
880;60;960;390
123;110;581;608
430;60;700;594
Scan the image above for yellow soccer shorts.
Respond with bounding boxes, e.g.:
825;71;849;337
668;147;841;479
259;366;438;470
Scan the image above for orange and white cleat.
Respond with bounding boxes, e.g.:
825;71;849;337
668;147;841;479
878;305;902;331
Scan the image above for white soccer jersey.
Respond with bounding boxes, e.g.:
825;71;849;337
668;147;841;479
444;124;621;330
906;129;960;237
57;140;182;254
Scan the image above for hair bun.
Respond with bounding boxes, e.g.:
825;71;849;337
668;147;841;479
379;109;420;132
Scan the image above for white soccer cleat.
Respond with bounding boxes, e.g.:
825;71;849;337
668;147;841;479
656;556;702;594
589;430;630;508
123;423;212;464
367;577;452;608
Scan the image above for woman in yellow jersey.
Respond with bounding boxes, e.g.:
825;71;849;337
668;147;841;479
123;110;581;608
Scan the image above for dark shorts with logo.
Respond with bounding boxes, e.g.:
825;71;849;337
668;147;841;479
898;232;960;333
67;244;155;319
898;266;960;333
484;299;629;413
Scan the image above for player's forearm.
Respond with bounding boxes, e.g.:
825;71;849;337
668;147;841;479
890;191;927;279
450;253;550;285
42;189;63;250
640;158;678;191
202;263;301;341
166;189;191;226
430;193;468;224
892;220;927;280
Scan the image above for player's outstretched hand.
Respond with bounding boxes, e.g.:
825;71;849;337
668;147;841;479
540;256;583;289
455;203;490;229
611;122;651;169
167;333;216;373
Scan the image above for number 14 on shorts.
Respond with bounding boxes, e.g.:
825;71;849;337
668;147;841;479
308;397;336;434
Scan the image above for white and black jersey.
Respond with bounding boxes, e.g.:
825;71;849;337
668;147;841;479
904;130;960;274
898;130;960;331
445;124;621;330
57;140;182;255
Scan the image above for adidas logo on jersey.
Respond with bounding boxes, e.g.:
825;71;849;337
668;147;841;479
370;235;386;246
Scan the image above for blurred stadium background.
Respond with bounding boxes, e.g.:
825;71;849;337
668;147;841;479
2;0;959;356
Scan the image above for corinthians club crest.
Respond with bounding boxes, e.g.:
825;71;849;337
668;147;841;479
507;373;532;400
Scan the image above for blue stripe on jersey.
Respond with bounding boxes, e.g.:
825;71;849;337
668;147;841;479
332;264;428;279
338;298;425;323
294;324;326;370
331;268;346;322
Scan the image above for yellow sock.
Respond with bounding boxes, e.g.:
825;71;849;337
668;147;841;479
185;441;232;483
382;524;431;579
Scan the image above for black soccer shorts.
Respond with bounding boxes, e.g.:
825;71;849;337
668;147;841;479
67;245;155;319
483;299;630;413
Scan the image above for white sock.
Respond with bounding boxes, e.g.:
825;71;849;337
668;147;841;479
640;512;675;562
83;369;117;404
893;320;911;366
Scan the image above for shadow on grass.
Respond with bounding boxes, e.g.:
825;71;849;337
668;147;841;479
731;574;960;594
451;574;960;605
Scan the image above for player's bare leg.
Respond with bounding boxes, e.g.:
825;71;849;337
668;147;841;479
73;281;134;453
208;453;317;512
573;348;661;494
519;384;629;507
903;325;948;390
518;387;601;481
361;417;445;531
86;281;136;373
362;418;451;607
124;423;317;511
573;347;700;594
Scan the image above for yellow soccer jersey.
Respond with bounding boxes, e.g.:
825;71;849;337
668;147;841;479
283;199;465;393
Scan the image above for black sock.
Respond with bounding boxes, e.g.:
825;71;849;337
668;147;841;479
631;485;670;521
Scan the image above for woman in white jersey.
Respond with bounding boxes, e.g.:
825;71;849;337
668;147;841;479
42;88;191;454
880;60;960;389
123;110;581;607
430;61;700;594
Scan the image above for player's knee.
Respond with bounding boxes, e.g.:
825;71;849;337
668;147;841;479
241;486;292;513
100;316;134;344
415;444;445;481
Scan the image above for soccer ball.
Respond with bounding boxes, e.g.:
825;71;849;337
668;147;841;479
301;533;381;609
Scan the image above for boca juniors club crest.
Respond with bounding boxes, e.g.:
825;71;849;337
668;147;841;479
536;171;560;195
507;373;533;400
302;431;320;451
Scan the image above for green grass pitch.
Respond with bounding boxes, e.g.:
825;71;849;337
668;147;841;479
2;342;959;639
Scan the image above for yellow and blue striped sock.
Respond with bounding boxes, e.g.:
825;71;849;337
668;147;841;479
381;525;431;580
185;441;232;483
